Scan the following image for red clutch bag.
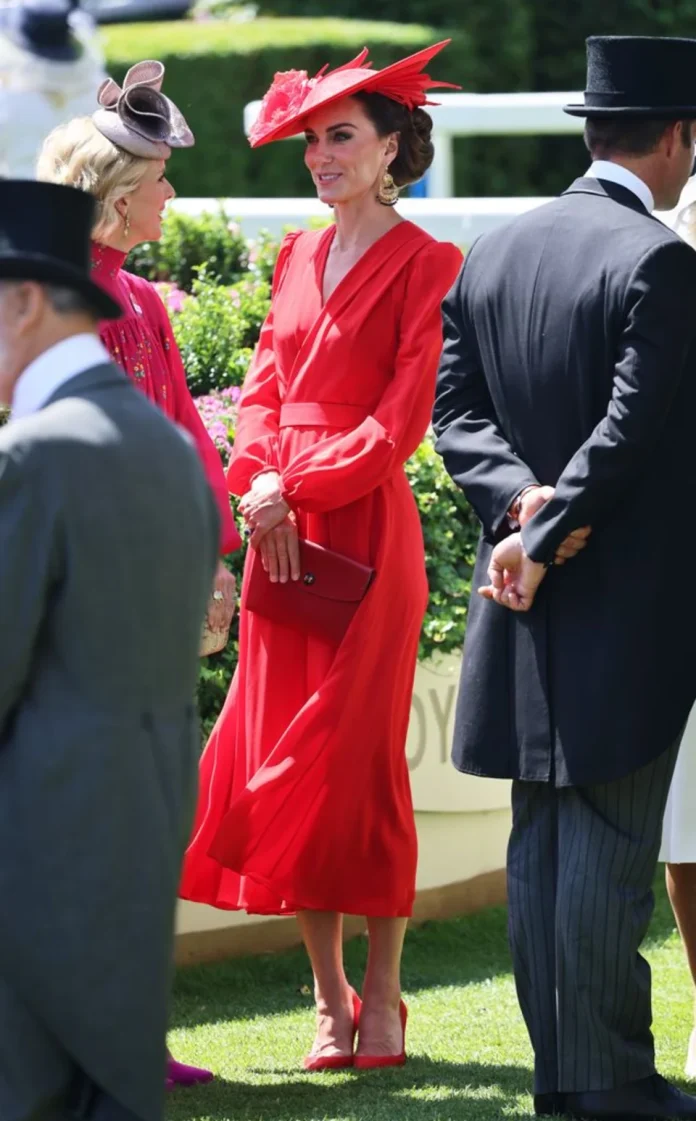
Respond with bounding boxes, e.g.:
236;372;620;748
243;539;375;645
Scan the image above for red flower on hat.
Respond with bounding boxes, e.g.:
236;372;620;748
249;69;316;147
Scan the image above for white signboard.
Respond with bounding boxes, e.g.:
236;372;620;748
407;656;511;813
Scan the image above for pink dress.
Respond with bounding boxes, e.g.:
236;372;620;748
90;242;240;554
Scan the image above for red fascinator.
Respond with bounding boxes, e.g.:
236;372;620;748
249;39;458;148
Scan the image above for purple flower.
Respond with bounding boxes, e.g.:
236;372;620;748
154;281;188;315
167;287;188;314
194;387;240;459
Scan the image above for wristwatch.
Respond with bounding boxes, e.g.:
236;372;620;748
508;485;537;528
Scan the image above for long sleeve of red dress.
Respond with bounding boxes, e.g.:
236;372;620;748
91;242;241;555
226;233;299;497
278;241;462;512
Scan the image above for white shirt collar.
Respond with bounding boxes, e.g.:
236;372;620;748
11;334;111;421
585;160;655;214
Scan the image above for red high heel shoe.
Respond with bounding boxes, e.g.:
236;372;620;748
303;988;362;1072
354;1000;408;1069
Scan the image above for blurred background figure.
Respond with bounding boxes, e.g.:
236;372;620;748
0;0;106;177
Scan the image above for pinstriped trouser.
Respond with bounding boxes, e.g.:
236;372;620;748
507;741;680;1095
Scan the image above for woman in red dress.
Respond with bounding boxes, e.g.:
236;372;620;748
181;42;462;1068
37;61;240;1090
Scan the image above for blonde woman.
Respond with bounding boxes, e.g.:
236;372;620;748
37;61;240;1090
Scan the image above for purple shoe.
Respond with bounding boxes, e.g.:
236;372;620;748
166;1054;214;1087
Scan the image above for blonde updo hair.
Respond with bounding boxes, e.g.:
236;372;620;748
36;116;151;242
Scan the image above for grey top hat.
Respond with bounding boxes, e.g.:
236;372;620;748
92;60;194;160
0;0;81;63
565;36;696;118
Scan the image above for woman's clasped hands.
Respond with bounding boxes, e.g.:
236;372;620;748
239;472;301;584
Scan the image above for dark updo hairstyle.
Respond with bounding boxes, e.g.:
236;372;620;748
351;90;434;187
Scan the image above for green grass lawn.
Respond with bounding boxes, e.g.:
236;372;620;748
167;876;694;1120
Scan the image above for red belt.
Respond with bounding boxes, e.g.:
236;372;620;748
279;403;368;429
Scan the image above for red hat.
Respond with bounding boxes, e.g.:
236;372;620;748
249;39;459;148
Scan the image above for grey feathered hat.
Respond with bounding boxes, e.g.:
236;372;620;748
92;60;194;159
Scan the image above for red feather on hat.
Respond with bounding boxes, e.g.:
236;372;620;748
249;39;459;148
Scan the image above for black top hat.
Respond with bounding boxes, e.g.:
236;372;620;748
0;0;82;63
565;36;696;118
0;181;121;320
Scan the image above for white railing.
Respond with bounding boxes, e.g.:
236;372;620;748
171;195;552;247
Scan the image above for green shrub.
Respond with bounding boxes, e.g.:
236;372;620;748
257;0;454;23
406;438;477;662
247;227;283;285
127;206;249;291
172;267;271;395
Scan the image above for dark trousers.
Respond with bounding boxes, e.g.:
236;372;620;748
0;978;145;1121
67;1078;143;1121
507;741;679;1095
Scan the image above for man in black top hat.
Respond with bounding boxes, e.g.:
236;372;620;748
434;36;696;1120
0;179;219;1120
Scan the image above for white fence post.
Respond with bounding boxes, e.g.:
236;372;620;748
428;130;454;198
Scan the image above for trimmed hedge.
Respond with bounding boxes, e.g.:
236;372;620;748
259;0;455;25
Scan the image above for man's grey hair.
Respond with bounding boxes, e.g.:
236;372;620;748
44;284;97;320
0;280;96;320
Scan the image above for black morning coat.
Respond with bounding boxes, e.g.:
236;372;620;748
433;177;696;787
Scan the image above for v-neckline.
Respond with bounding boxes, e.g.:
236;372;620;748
317;220;411;311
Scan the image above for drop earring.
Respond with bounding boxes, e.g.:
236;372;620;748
377;169;400;207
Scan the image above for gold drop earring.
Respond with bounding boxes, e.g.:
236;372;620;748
377;168;400;207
